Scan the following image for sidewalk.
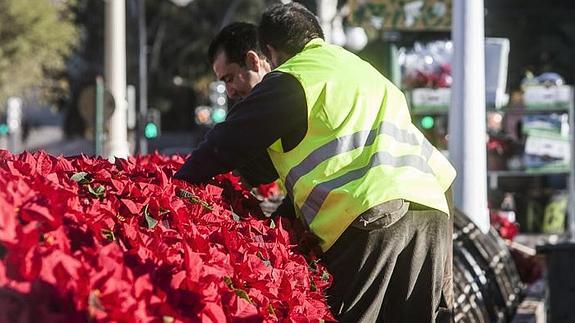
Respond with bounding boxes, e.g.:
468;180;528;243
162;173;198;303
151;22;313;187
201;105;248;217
24;125;93;156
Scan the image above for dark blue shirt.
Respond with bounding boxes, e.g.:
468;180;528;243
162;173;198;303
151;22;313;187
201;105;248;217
174;71;307;186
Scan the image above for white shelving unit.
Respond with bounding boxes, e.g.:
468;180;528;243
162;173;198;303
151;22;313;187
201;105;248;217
409;85;575;239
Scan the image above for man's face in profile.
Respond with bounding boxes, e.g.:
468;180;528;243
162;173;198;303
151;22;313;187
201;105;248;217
212;51;265;99
212;51;259;99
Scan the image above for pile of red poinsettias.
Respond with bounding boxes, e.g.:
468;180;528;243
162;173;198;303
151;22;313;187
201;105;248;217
0;151;333;322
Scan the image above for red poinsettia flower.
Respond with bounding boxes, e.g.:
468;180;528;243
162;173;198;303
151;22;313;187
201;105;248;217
0;150;334;322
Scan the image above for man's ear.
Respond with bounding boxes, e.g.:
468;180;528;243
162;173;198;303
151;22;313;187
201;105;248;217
245;50;260;72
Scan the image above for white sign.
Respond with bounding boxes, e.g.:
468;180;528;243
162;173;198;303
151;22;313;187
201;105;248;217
525;133;570;161
411;88;450;112
523;85;574;110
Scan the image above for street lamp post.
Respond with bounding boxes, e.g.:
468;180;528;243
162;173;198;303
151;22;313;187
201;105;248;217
449;0;489;233
105;0;130;159
136;0;148;155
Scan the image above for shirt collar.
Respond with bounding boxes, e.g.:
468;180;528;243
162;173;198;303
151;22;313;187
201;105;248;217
303;38;325;50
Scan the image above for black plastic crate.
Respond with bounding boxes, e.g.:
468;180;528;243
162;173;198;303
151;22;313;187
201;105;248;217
537;242;575;323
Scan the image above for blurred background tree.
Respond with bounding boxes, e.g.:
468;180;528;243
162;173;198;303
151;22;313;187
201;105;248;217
0;0;78;106
64;0;279;136
142;0;270;131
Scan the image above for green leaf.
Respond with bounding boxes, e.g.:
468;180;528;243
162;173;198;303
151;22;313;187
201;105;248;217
321;270;330;282
234;288;252;304
176;188;193;199
145;216;159;230
87;184;105;198
224;276;252;303
267;304;276;315
310;278;317;292
224;276;234;288
308;259;319;271
176;189;213;210
143;204;158;229
269;218;276;229
101;229;115;241
70;171;91;184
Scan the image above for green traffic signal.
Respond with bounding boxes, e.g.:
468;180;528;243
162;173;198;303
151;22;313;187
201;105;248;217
211;107;226;123
144;122;158;139
420;116;435;129
0;123;8;135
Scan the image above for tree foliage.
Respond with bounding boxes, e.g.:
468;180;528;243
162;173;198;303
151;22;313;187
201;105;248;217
143;0;272;130
64;0;314;133
0;0;78;105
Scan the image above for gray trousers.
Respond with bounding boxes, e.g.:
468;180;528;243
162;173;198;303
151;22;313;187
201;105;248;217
321;194;454;323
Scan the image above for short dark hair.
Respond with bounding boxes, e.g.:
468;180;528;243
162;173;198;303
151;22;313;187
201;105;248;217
208;22;264;66
258;3;324;58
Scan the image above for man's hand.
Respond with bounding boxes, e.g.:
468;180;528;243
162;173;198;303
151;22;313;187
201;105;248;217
251;182;284;217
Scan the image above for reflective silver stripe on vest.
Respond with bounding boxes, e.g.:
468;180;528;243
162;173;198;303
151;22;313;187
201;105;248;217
420;136;434;162
300;150;434;224
285;121;432;197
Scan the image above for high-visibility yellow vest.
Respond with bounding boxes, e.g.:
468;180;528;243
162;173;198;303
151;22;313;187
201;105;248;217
268;39;456;251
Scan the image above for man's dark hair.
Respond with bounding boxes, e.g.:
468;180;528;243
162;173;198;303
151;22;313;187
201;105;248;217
258;2;324;58
208;22;264;66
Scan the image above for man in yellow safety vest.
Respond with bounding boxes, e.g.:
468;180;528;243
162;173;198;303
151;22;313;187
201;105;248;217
175;3;456;322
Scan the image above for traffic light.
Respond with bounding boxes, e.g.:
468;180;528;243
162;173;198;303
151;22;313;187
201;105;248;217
194;106;212;125
144;109;161;139
420;116;435;129
3;97;23;152
0;113;7;136
195;81;229;126
211;107;226;123
209;81;227;124
144;122;158;139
